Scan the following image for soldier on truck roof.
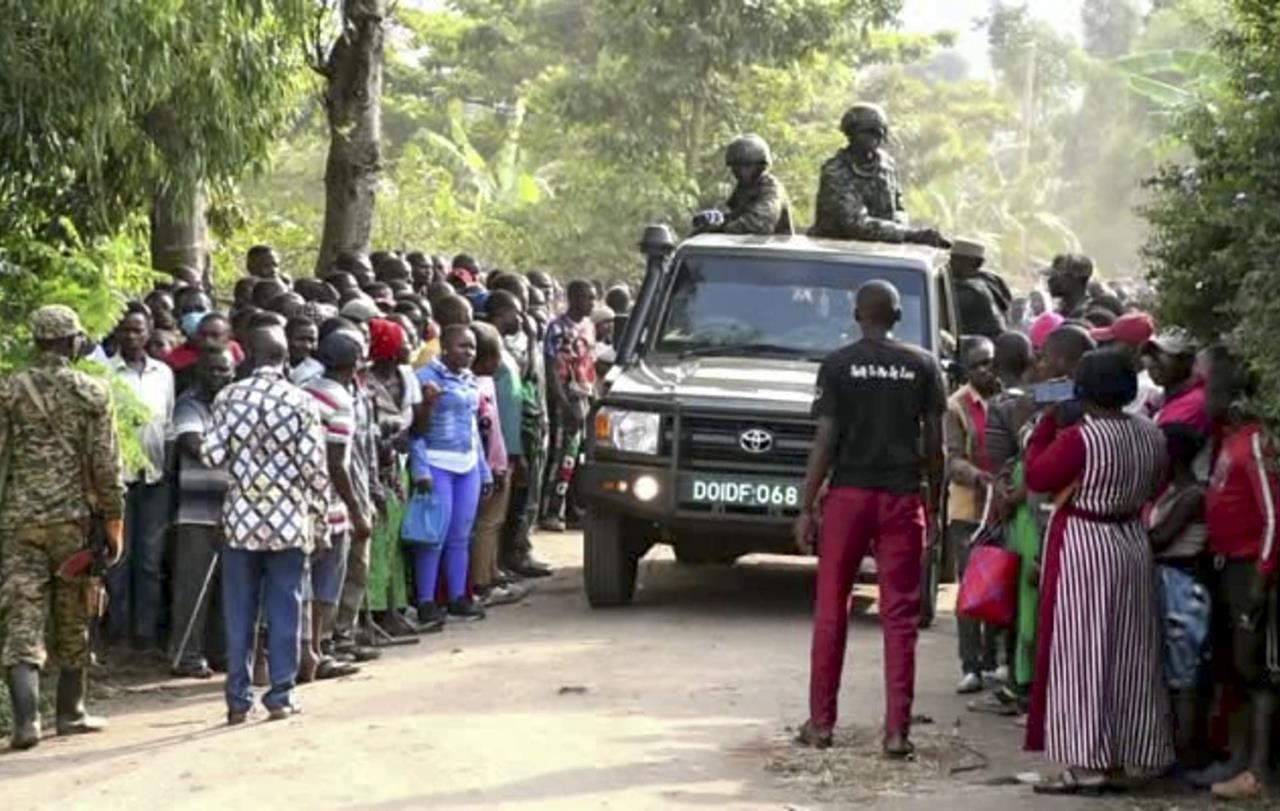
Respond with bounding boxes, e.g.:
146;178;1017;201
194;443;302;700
810;103;951;249
690;134;793;237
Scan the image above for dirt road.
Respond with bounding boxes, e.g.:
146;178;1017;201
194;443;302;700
1;535;1139;810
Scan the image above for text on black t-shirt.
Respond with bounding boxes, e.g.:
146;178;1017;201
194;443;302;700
812;337;947;494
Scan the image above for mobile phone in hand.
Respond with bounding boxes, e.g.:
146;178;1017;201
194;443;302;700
1031;378;1076;405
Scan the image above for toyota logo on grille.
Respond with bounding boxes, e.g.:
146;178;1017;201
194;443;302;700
739;428;774;454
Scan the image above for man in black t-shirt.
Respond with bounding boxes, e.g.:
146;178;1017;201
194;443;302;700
794;280;947;758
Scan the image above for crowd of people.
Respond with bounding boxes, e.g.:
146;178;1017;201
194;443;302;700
4;223;1278;802
796;247;1279;800
3;245;633;741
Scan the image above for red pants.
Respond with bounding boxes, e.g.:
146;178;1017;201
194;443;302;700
808;486;925;736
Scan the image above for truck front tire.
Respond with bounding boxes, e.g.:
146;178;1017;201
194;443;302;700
584;507;641;607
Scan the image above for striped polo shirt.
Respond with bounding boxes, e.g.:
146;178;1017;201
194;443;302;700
304;375;355;534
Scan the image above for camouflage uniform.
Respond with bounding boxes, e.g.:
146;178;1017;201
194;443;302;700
723;172;793;236
694;134;793;237
809;147;914;243
0;308;125;669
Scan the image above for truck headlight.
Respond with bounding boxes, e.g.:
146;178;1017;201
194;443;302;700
594;409;661;455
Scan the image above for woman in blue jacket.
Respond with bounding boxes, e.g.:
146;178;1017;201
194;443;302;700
410;324;492;627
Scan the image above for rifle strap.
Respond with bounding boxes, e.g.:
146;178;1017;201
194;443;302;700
15;371;99;512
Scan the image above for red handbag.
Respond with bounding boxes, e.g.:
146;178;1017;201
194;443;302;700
955;538;1019;627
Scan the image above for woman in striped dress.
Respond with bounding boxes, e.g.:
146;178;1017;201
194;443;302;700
1024;350;1175;794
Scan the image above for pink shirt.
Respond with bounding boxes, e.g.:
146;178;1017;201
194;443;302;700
477;377;508;477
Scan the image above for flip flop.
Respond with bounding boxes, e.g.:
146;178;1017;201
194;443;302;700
968;693;1019;716
882;740;916;761
793;721;833;750
171;662;214;680
1033;769;1112;795
314;658;360;680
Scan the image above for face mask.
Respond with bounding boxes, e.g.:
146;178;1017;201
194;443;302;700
180;311;207;339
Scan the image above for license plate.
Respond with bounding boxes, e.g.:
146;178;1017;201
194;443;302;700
681;476;801;509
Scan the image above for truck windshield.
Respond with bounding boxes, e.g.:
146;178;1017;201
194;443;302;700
653;254;929;360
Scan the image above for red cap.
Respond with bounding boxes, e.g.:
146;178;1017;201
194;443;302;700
1111;311;1155;347
1090;326;1115;344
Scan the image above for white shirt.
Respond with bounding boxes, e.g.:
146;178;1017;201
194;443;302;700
1126;369;1163;420
397;364;423;431
110;354;175;484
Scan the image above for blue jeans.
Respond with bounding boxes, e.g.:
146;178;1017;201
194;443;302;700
106;481;172;647
221;547;305;713
412;464;483;604
310;531;350;606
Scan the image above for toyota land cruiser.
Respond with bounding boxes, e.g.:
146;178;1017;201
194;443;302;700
580;226;958;621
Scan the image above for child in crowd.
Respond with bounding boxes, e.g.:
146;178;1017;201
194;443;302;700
1148;423;1210;762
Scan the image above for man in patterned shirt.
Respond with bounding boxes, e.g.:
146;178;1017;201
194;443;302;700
540;280;597;532
202;325;329;724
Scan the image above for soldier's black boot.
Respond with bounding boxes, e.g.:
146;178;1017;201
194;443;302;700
55;668;106;736
6;664;41;750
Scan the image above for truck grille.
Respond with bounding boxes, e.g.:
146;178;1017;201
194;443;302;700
671;415;814;473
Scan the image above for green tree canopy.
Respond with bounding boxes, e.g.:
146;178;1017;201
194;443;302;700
1143;0;1280;422
0;0;314;242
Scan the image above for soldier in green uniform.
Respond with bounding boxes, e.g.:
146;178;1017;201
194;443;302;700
0;305;125;750
810;103;950;248
691;134;793;236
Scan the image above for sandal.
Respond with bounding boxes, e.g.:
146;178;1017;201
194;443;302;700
968;692;1019;717
793;720;833;750
1033;769;1112;795
171;661;214;680
314;657;360;680
882;736;916;761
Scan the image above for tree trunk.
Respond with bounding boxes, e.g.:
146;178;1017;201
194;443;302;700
684;95;705;180
150;182;209;282
315;0;386;275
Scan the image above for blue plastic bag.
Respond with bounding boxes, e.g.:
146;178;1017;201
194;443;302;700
401;492;445;547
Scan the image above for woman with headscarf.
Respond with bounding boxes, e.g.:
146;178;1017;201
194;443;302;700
365;317;423;636
1028;312;1065;354
1024;350;1174;794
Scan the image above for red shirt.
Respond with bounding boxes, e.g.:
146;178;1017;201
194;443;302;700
1205;422;1280;574
963;388;989;472
1156;378;1210;437
164;340;245;372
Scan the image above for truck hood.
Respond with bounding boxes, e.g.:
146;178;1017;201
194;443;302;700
605;355;817;415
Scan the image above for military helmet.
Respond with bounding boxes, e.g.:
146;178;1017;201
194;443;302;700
840;103;889;137
724;134;772;167
30;304;84;341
